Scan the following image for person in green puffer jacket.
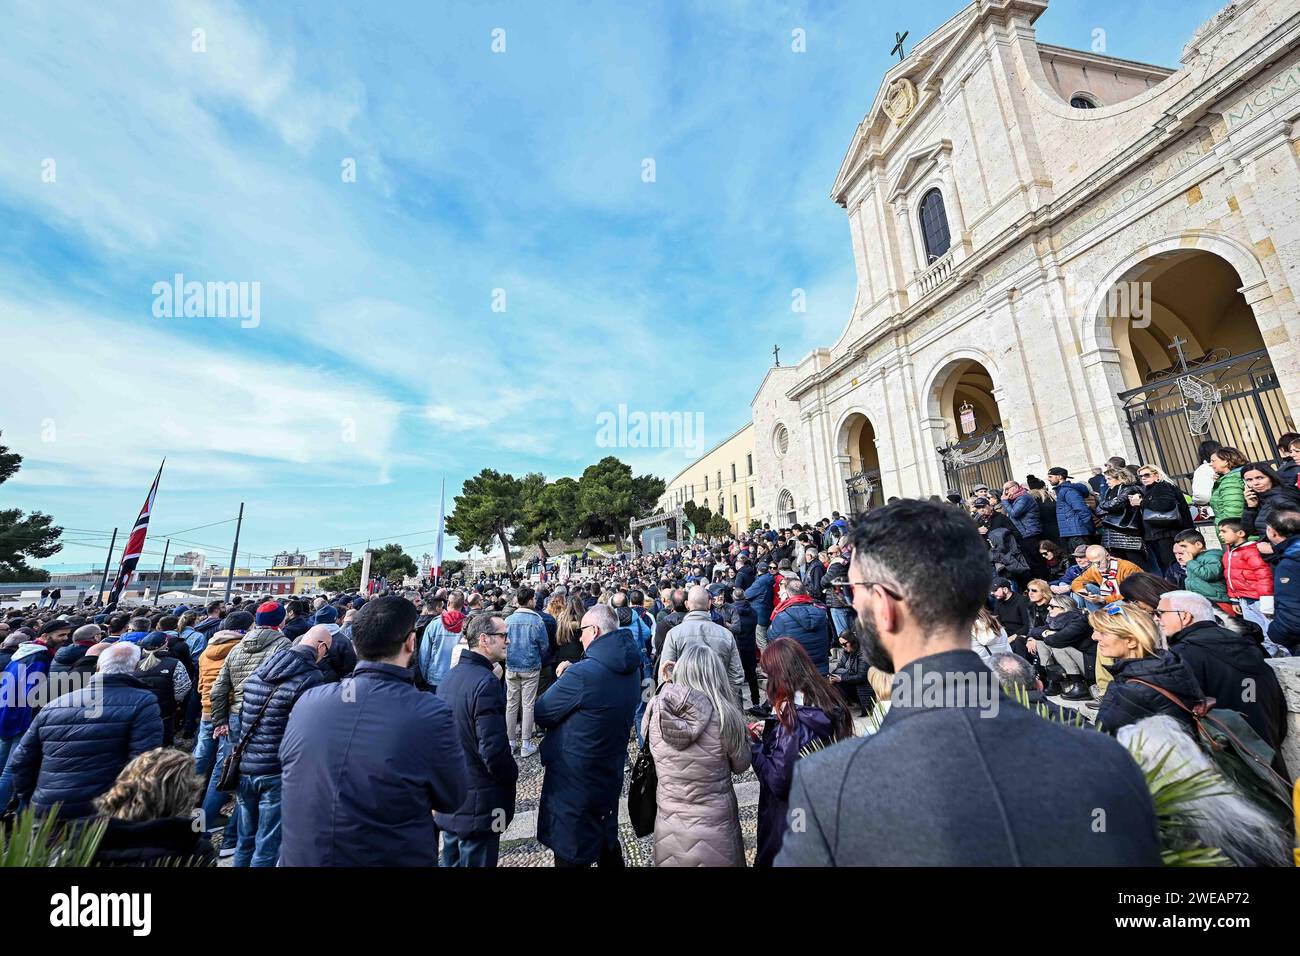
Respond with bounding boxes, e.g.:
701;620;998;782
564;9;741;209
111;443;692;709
1208;447;1248;528
1174;530;1229;604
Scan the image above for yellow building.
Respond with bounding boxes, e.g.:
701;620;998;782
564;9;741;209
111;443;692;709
657;423;757;533
268;559;352;594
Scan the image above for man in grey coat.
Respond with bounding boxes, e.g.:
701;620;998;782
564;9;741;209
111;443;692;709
658;586;746;706
777;499;1161;867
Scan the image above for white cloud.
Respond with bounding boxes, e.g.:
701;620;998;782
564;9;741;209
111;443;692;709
0;292;402;490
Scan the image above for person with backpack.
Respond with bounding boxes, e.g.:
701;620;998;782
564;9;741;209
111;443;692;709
1154;591;1288;776
134;632;191;746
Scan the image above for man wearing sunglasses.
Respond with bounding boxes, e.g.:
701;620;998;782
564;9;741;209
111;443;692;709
775;500;1160;867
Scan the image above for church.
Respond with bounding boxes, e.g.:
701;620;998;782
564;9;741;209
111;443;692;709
750;0;1300;527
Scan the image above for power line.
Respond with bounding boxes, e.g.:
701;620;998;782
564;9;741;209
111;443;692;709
156;517;238;538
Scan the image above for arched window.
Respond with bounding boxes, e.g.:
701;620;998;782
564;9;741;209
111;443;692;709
1070;94;1098;109
702;498;709;512
773;424;790;458
918;188;951;264
778;489;796;523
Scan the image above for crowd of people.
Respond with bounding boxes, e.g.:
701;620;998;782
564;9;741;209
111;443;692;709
0;439;1297;867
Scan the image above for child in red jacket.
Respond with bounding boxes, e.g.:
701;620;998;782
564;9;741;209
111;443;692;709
1219;518;1274;638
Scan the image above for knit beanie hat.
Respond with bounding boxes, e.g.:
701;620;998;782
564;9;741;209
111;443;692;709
255;601;286;628
313;605;338;625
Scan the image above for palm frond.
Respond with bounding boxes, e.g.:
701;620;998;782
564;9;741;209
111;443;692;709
0;805;107;867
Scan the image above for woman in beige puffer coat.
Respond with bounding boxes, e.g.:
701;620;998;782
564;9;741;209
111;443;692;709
643;644;751;867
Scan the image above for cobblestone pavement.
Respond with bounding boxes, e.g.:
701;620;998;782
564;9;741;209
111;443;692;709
499;734;760;867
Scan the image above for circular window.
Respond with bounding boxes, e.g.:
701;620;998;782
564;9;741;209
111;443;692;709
1070;94;1098;109
773;424;790;457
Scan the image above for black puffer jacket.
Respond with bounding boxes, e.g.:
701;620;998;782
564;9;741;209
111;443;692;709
8;674;162;818
237;645;325;777
1169;620;1288;761
1097;652;1204;736
93;816;218;867
1241;484;1300;540
50;642;93;675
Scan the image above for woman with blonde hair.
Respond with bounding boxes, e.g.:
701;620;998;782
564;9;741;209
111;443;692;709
540;595;588;695
1090;602;1204;736
644;643;751;867
93;748;217;866
1130;463;1194;577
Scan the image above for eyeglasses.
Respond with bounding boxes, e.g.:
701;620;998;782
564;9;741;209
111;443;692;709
847;580;905;601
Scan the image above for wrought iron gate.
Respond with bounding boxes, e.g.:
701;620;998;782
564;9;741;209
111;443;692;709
845;470;883;520
938;427;1011;497
1121;349;1293;489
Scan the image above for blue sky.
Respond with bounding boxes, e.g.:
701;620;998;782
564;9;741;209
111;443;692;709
1;0;1226;571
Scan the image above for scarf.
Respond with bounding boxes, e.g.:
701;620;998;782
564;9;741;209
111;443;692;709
772;592;815;618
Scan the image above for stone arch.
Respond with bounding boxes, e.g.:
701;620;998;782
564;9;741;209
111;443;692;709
776;488;797;526
921;348;1002;437
1081;232;1292;481
834;408;885;514
1082;232;1269;358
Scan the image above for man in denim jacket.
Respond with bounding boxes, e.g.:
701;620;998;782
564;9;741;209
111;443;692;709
505;586;550;758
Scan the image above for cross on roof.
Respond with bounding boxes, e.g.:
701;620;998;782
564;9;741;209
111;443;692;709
773;344;781;367
891;31;909;62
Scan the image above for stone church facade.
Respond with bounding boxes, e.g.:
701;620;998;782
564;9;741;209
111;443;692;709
752;0;1300;527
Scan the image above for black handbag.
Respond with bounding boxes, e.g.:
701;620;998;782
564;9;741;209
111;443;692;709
1141;483;1184;529
215;689;273;793
627;694;660;838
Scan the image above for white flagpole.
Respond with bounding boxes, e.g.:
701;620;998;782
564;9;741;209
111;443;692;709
434;477;446;586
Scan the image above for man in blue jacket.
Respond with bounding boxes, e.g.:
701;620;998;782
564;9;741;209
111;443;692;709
279;596;467;866
434;613;518;867
9;642;162;819
0;619;73;809
1047;467;1096;553
767;578;831;674
505;586;550;758
231;631;329;867
534;604;640;868
744;561;776;650
1264;509;1300;652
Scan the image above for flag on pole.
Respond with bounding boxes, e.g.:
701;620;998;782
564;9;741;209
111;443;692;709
108;460;164;606
434;477;446;584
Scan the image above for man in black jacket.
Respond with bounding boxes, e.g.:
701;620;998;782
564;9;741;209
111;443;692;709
777;500;1161;866
1157;590;1289;775
230;632;328;866
653;589;687;658
734;557;756;594
989;578;1033;656
434;613;518;867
